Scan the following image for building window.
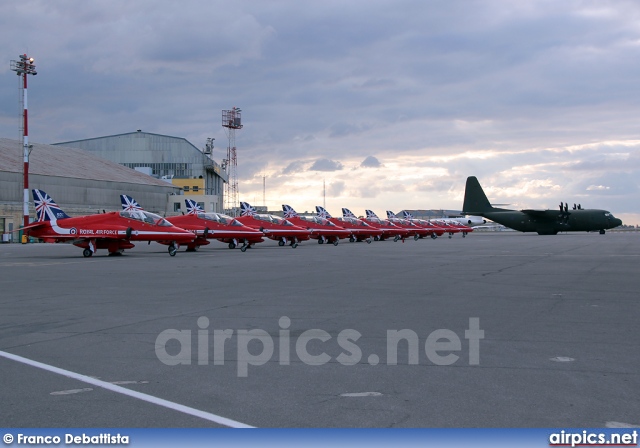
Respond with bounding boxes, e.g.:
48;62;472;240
197;202;205;211
193;186;199;192
183;186;190;192
174;203;181;212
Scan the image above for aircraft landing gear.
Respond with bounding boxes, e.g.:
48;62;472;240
278;240;286;246
448;233;453;239
431;234;437;239
333;239;339;246
366;237;372;244
168;244;177;256
414;234;420;241
394;235;400;242
349;235;356;243
600;229;606;234
228;242;236;249
318;238;324;244
83;248;92;258
108;250;124;256
241;245;248;252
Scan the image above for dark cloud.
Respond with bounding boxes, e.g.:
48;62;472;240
309;158;343;172
282;161;307;175
360;156;381;168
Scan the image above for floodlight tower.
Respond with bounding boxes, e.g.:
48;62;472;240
10;54;37;234
222;107;242;216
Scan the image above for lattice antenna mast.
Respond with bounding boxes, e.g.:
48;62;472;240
222;107;242;216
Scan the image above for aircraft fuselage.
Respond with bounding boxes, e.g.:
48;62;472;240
480;209;621;235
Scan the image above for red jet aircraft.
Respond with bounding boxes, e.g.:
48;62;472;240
282;205;351;246
363;209;410;242
397;211;445;239
315;206;382;243
384;211;431;240
237;202;311;248
121;196;264;252
431;219;473;237
23;190;195;257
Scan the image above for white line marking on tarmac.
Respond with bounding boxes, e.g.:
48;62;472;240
0;350;254;428
50;388;93;395
340;392;383;397
550;356;575;362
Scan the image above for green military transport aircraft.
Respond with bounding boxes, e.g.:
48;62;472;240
462;176;622;235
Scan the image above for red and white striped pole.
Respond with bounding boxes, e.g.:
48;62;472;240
11;54;37;237
22;62;29;231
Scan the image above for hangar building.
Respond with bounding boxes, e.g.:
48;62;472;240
0;138;181;241
54;131;227;214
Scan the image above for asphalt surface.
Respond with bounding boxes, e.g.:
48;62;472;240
1;232;639;428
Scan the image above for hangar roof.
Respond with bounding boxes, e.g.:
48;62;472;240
0;138;177;188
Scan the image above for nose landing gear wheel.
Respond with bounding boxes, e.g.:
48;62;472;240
83;248;92;258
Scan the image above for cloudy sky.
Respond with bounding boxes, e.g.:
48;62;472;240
2;1;640;224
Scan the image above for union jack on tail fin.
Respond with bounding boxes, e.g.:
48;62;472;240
386;211;397;219
315;206;332;219
185;199;205;215
282;205;298;218
240;202;256;216
399;211;414;219
342;208;356;218
32;190;70;223
365;210;379;219
120;195;143;211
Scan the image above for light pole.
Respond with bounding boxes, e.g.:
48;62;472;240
10;54;37;239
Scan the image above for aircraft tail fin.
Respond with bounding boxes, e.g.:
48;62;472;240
315;206;332;219
365;210;379;219
32;189;70;223
462;176;494;214
120;194;144;211
240;202;256;216
185;199;204;215
342;208;356;218
399;210;414;219
386;210;397;219
282;204;298;218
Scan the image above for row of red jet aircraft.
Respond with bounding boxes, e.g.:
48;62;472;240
21;190;474;257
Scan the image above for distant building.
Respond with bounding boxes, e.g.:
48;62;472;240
54;131;227;214
0;138;181;242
